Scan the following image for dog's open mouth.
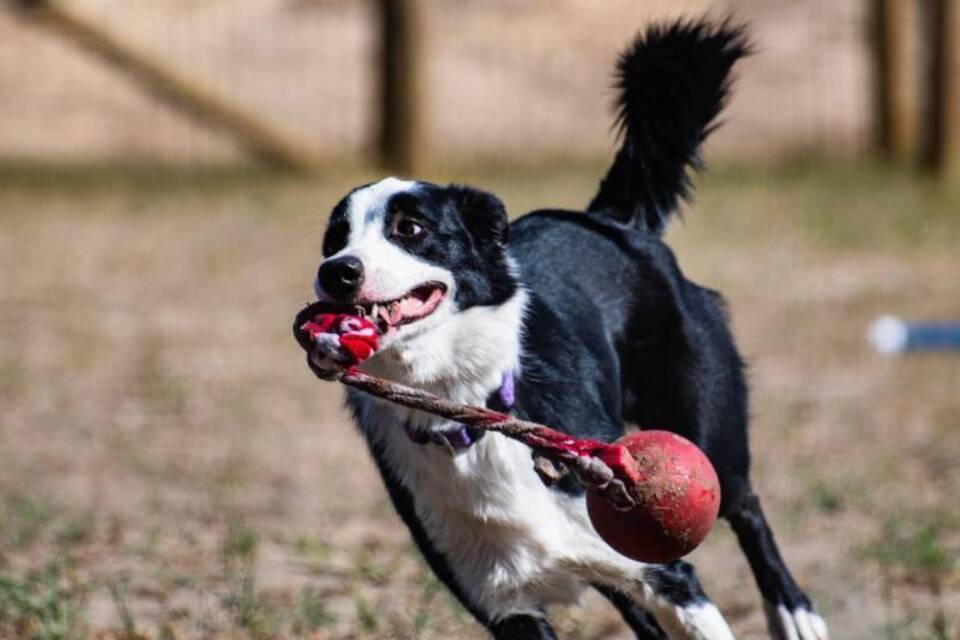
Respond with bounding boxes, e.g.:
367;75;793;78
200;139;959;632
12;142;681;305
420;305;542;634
360;282;447;334
313;282;447;336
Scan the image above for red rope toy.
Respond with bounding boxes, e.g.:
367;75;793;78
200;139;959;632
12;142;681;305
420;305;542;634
298;309;721;563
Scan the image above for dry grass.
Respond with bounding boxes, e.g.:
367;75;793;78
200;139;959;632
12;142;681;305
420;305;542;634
0;161;959;639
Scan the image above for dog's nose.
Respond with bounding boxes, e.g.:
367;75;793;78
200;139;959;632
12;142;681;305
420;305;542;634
318;255;365;300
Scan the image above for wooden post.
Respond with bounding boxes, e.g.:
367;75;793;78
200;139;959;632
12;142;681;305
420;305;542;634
917;0;960;178
918;0;947;170
376;0;424;174
938;0;960;179
870;0;915;161
10;0;318;173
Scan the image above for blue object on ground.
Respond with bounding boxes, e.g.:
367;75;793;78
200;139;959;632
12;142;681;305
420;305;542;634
868;316;960;354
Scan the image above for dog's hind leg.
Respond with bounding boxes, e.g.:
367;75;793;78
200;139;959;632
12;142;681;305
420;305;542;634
725;484;828;640
489;612;559;639
597;561;734;640
594;584;667;639
637;562;734;640
617;276;827;638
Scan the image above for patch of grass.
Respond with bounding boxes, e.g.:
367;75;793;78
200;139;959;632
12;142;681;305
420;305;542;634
0;561;88;640
54;512;97;550
353;592;379;634
134;334;189;419
794;164;960;248
700;160;960;249
107;575;144;640
293;586;336;635
222;520;259;567
221;570;278;638
219;519;279;638
0;497;96;573
408;566;442;637
1;494;52;552
802;472;845;515
863;516;953;580
352;539;398;586
292;534;333;563
862;514;956;640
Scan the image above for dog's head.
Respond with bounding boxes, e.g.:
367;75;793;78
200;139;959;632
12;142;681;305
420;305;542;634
312;178;519;356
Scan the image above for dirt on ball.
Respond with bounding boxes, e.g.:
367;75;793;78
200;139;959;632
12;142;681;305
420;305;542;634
586;431;721;563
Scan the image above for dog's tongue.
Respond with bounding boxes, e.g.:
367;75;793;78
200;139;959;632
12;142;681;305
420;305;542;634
399;296;421;319
398;287;443;321
376;287;445;329
301;313;378;365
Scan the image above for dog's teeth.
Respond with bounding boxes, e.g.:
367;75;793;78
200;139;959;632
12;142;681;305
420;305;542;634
389;301;403;324
371;303;378;318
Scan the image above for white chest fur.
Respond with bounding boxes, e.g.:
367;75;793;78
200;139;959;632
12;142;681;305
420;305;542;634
350;291;643;619
357;395;626;617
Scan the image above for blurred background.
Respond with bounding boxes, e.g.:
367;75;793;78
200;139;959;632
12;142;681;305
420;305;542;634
0;0;958;638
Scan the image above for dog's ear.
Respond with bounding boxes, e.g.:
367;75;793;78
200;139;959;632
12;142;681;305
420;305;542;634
451;186;509;249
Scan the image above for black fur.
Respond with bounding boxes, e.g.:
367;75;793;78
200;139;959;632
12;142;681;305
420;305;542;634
321;194;351;258
490;614;559;640
588;20;750;234
594;584;667;639
726;489;817;614
497;20;814;635
642;562;709;607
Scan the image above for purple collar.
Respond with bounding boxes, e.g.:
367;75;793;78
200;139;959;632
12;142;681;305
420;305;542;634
404;370;515;452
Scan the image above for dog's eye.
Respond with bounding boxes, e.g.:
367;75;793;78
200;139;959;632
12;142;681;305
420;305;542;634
393;217;426;239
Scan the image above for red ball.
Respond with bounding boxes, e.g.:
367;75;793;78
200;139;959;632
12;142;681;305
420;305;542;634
586;431;720;563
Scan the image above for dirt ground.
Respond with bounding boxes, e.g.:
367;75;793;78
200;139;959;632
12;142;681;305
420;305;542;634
1;162;959;639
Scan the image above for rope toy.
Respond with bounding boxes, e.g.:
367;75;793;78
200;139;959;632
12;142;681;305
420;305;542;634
295;305;721;563
300;313;379;368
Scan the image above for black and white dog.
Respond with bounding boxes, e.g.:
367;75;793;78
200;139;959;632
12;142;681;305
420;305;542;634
295;19;828;640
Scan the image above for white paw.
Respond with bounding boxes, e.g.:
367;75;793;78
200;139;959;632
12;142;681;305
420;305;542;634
682;603;736;640
765;603;829;640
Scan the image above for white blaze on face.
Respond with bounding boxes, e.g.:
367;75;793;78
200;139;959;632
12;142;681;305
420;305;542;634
342;177;415;244
316;176;455;308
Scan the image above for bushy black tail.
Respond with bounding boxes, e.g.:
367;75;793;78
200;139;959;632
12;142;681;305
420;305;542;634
587;19;750;234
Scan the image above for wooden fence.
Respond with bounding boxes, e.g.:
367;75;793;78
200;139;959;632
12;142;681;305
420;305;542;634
4;0;960;179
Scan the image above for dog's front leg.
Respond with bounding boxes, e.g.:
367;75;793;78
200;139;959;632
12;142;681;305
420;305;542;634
488;612;559;640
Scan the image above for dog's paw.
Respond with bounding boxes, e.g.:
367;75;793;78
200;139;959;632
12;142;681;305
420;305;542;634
764;602;829;640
